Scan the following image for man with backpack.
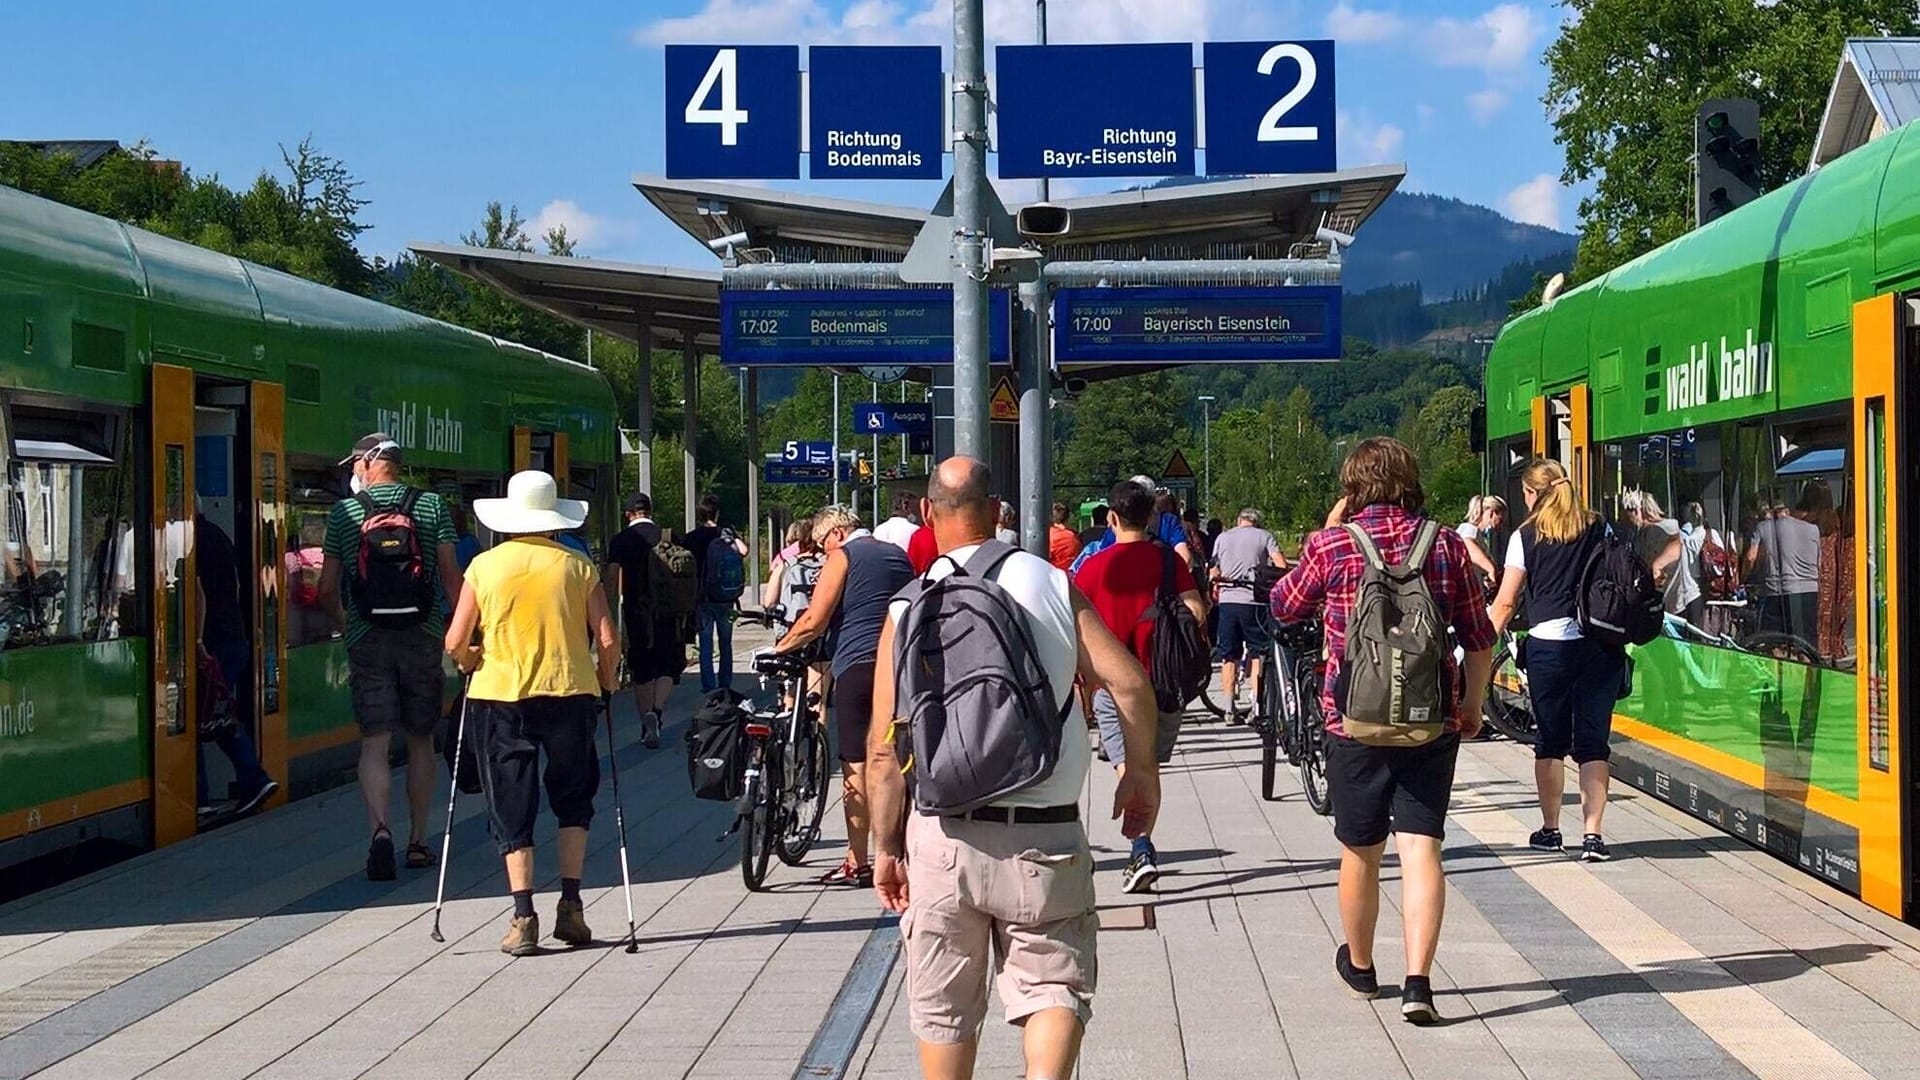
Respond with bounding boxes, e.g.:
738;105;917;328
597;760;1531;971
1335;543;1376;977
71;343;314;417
1072;479;1209;894
865;457;1160;1080
684;494;749;693
318;433;463;881
607;493;694;749
1269;437;1495;1025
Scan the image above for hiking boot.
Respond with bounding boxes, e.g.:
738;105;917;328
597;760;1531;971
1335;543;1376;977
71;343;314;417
1121;845;1160;894
235;779;279;815
642;711;662;750
1401;976;1438;1024
1335;943;1379;999
553;900;593;947
1528;828;1564;853
367;830;396;882
1579;834;1613;863
500;914;540;957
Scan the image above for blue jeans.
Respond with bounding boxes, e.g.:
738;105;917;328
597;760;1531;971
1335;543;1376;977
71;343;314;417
197;637;271;805
698;603;735;692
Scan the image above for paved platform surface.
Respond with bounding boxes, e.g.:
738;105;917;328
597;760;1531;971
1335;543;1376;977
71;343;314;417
6;628;1920;1079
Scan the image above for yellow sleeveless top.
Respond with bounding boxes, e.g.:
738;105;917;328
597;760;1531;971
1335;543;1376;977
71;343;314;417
465;537;599;701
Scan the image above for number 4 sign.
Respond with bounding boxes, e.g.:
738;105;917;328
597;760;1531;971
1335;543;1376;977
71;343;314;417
665;45;801;179
1202;41;1337;175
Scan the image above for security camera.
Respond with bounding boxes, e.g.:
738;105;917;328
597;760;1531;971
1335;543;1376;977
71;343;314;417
1016;203;1073;240
1063;376;1089;395
707;231;750;251
1315;225;1356;251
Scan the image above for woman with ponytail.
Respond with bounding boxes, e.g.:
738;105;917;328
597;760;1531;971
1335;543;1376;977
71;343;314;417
1488;459;1623;863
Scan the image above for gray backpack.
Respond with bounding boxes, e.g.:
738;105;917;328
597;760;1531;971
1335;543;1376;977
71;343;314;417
1337;520;1450;747
893;540;1070;815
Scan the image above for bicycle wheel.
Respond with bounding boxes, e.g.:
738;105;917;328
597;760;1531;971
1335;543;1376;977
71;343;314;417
1299;696;1333;817
1256;661;1281;801
1195;672;1226;718
1482;644;1537;745
777;721;830;866
740;744;776;891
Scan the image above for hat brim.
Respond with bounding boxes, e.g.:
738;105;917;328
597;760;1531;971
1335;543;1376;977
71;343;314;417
472;497;589;536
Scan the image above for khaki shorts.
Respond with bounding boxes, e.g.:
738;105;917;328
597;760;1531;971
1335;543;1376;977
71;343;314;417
902;813;1097;1043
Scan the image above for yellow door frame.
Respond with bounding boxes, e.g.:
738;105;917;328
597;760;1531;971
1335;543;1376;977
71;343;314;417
150;364;197;847
1853;292;1904;917
251;381;289;810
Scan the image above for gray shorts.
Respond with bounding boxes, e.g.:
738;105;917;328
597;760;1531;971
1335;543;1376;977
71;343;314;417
348;627;445;738
1092;688;1180;766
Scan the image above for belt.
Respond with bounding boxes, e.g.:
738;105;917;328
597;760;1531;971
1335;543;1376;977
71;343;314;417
952;804;1079;825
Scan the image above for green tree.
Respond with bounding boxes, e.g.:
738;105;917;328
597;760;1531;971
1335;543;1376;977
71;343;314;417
1405;385;1481;519
1057;371;1191;495
1544;0;1918;282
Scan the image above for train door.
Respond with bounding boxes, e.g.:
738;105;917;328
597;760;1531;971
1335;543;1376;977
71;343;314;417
148;365;197;846
1853;292;1912;918
1531;384;1592;498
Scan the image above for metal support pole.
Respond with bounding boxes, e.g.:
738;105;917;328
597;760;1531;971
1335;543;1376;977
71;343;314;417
1017;278;1051;556
951;0;990;458
871;379;881;518
1199;395;1214;520
1036;0;1050;202
681;334;698;535
635;319;653;497
832;373;842;505
745;368;761;602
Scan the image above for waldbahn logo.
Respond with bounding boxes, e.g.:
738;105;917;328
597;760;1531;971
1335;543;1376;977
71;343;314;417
1664;328;1776;412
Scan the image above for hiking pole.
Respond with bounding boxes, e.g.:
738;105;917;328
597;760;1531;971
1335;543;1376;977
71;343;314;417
429;676;472;943
603;693;639;953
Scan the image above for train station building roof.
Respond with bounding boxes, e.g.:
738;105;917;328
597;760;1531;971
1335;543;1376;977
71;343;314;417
407;243;722;350
1811;38;1920;170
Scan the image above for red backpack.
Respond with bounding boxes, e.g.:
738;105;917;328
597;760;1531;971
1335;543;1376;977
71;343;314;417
1699;528;1735;600
351;488;434;629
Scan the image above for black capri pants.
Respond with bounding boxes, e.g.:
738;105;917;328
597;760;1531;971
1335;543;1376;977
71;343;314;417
1525;637;1623;765
469;695;601;855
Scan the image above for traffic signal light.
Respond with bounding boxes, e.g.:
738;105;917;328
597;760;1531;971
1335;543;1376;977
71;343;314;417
1696;99;1761;226
856;457;873;482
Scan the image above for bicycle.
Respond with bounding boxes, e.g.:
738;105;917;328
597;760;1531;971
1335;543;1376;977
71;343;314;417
1256;616;1331;813
1481;630;1537;745
737;649;832;892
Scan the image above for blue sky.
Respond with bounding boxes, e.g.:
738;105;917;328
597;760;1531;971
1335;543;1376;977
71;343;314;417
5;0;1580;269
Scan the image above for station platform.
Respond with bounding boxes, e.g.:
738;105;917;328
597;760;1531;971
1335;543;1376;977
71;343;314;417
4;625;1920;1080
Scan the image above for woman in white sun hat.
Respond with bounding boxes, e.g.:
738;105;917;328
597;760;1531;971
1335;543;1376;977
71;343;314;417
445;470;619;957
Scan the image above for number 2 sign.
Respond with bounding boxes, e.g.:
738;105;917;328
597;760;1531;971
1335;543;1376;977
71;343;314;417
1202;40;1337;175
665;45;801;179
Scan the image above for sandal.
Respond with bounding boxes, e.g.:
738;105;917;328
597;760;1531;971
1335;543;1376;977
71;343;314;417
405;842;435;870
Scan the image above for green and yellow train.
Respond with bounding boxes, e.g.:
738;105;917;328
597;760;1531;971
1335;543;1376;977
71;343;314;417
0;184;619;876
1484;118;1920;919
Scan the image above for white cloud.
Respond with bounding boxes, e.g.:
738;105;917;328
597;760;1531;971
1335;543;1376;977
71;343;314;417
526;200;641;253
1431;3;1546;72
636;0;1211;47
1337;110;1405;164
1416;103;1437;128
1467;88;1509;123
1501;173;1563;229
1324;1;1405;43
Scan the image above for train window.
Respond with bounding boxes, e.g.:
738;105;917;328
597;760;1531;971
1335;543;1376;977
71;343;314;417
1598;405;1853;670
0;400;137;647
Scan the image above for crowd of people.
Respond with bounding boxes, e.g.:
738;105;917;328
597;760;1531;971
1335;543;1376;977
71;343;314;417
303;422;1796;1079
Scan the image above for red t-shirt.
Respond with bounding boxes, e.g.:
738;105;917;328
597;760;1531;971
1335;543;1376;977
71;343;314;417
906;525;938;575
1074;540;1197;673
1047;525;1079;570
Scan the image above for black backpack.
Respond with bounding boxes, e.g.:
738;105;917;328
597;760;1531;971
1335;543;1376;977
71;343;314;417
685;690;750;801
1143;541;1211;713
350;488;435;629
1578;526;1663;648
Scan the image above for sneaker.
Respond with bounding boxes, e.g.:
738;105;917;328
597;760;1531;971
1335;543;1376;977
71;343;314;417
1580;834;1613;862
1401;976;1438;1024
1334;943;1379;999
500;914;540;957
367;830;396;882
819;859;873;887
642;711;662;750
1228;707;1247;727
1121;846;1160;894
552;899;593;947
235;779;279;816
1528;828;1564;853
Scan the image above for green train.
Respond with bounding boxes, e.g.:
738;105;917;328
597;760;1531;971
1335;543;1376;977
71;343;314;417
1483;116;1920;920
0;184;619;875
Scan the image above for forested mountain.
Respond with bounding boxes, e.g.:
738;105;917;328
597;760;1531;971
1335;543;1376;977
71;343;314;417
1343;192;1574;298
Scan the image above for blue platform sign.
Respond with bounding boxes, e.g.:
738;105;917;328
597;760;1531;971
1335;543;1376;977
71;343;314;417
1202;41;1337;175
810;46;943;180
665;45;801;179
854;403;933;436
779;440;835;466
1053;286;1342;364
995;44;1196;179
722;288;1011;366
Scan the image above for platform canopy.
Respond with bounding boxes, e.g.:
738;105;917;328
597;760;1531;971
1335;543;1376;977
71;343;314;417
1811;38;1920;170
634;164;1405;265
407;243;722;350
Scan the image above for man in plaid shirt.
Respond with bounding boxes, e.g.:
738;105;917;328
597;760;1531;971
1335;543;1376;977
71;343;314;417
1270;437;1495;1026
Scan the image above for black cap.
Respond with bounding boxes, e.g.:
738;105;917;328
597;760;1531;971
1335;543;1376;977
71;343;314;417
626;492;652;515
338;433;402;467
